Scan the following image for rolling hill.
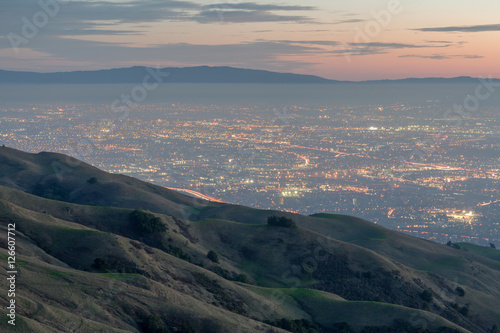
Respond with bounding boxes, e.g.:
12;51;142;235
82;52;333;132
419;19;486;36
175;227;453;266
0;146;499;333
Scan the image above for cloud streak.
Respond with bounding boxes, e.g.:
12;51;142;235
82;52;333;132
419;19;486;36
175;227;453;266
415;23;500;32
270;40;339;46
352;42;431;49
0;36;324;71
193;10;312;23
194;2;316;23
1;0;317;36
201;3;315;11
399;54;484;60
335;41;455;57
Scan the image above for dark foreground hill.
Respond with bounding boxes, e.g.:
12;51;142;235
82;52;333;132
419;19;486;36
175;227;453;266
0;146;499;333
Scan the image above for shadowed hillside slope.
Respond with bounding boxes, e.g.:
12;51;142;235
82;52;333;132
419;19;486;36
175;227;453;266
0;147;499;333
0;146;221;218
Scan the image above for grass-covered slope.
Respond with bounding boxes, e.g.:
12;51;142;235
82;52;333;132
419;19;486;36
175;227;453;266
0;146;499;332
0;200;473;333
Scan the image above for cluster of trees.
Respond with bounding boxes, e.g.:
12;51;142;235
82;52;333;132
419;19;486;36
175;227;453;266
130;210;167;235
450;302;470;316
267;215;296;228
91;257;144;274
91;258;109;272
32;182;69;201
147;240;191;262
209;266;250;284
139;315;196;333
193;273;246;315
161;243;191;261
264;318;353;333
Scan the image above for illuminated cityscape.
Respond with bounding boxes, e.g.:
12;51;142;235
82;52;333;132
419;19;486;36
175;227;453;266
1;100;498;245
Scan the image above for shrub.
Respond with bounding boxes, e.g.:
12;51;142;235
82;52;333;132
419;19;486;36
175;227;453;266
193;273;246;315
362;271;373;279
235;273;250;283
92;258;108;272
455;286;465;297
210;266;232;280
210;267;251;284
161;243;191;262
420;290;433;303
130;210;167;235
267;215;296;228
92;257;144;274
362;319;434;333
264;318;330;333
144;237;191;262
459;305;469;316
207;250;219;263
178;322;196;333
332;322;354;333
87;177;98;184
139;314;170;333
240;246;257;260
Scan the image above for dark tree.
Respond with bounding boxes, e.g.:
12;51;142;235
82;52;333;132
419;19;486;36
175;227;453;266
87;177;98;184
459;305;469;316
235;273;250;283
420;290;433;303
455;286;465;297
207;250;219;263
92;258;108;272
139;315;170;333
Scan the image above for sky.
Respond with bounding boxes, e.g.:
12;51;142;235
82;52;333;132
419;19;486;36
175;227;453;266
1;0;500;80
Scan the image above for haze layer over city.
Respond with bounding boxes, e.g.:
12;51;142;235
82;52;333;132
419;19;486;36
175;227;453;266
1;81;498;245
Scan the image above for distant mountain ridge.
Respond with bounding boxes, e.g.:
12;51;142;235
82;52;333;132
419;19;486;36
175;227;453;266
0;66;332;84
0;66;498;84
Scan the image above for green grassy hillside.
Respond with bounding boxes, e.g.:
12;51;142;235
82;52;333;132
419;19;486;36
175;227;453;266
0;147;499;333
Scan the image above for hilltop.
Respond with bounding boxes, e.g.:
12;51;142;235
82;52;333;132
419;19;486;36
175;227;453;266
0;146;499;333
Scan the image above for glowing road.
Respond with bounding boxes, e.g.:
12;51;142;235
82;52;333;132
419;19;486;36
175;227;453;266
232;134;499;176
164;187;224;203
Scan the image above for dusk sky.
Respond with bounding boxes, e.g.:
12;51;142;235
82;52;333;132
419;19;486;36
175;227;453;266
1;0;500;80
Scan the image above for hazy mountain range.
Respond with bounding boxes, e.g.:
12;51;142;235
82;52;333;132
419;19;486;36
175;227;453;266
0;146;499;332
1;66;498;84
